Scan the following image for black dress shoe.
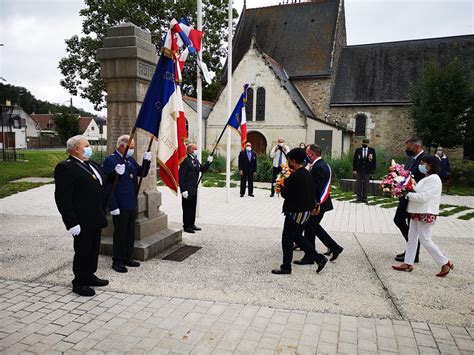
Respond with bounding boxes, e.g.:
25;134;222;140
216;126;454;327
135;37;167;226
72;286;95;297
88;277;109;287
271;268;291;275
192;226;202;231
396;252;405;258
112;263;128;273
323;249;332;256
316;257;328;273
270;192;275;197
249;194;254;197
124;259;140;267
294;258;314;265
330;247;344;261
395;255;419;263
240;194;244;197
183;228;195;233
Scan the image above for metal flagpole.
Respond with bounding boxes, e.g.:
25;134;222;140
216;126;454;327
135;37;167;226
196;0;203;216
225;0;233;203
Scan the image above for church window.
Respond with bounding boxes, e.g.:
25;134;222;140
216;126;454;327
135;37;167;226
245;87;253;122
256;87;266;121
355;114;367;136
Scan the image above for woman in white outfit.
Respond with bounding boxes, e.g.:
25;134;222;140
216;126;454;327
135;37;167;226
392;155;453;277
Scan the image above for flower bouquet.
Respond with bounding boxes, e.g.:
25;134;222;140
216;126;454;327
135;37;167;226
380;160;416;198
275;164;292;194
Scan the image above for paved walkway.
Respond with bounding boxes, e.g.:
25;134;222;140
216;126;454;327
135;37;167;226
1;185;473;354
1;279;473;354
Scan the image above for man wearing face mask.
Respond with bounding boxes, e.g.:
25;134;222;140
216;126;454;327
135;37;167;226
270;138;290;197
238;142;257;197
353;138;376;203
103;135;151;273
393;137;426;263
436;147;451;188
54;135;110;297
179;143;213;233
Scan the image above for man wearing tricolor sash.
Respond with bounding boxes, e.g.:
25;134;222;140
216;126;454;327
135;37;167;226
294;144;344;265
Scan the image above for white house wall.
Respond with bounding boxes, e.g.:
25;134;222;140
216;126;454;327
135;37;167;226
306;119;346;158
206;47;307;161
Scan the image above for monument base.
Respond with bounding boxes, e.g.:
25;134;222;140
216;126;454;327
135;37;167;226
100;227;182;261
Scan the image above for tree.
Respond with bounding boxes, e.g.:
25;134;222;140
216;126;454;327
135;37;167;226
409;58;474;152
0;83;94;116
53;113;80;145
59;0;238;111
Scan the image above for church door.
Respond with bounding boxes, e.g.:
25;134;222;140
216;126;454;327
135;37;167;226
314;130;333;158
247;131;267;155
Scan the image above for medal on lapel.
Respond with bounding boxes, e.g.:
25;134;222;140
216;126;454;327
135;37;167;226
92;174;97;180
130;173;134;179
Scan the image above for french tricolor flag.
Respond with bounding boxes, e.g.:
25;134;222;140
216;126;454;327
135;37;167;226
171;18;204;54
226;85;249;150
320;166;332;204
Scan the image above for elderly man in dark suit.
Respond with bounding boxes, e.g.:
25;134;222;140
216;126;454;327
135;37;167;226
394;137;426;263
295;144;344;265
54;135;110;297
179;143;212;234
238;142;257;197
353;138;376;203
103;134;151;273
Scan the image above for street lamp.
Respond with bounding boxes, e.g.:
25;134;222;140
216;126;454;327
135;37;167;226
1;102;14;161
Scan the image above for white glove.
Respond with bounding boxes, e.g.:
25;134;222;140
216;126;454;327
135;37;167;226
143;151;152;161
68;225;81;237
110;209;120;216
182;191;189;199
207;155;213;163
115;164;125;175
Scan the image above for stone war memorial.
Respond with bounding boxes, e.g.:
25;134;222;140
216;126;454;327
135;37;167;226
96;23;181;261
0;1;473;354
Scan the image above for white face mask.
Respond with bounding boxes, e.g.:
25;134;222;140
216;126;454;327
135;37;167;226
126;149;134;158
278;143;283;147
246;146;252;151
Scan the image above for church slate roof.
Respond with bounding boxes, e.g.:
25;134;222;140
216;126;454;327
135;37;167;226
222;0;340;82
331;35;474;106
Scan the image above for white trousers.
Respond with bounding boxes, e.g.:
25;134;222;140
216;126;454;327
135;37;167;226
405;219;448;266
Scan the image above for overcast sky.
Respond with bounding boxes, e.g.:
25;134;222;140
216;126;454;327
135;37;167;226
1;0;472;116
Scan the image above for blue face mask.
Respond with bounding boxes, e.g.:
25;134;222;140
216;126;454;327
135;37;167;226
126;149;134;158
83;146;93;160
419;164;427;174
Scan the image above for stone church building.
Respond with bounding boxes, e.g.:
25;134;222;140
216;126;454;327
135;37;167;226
200;0;473;158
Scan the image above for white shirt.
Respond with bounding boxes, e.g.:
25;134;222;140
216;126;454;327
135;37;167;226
407;174;442;215
270;145;290;167
71;156;103;185
306;157;321;172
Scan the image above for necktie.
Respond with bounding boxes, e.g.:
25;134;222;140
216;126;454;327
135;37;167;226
247;151;251;161
363;148;367;159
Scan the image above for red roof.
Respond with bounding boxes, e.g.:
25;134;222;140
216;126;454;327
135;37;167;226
30;114;55;130
79;117;93;133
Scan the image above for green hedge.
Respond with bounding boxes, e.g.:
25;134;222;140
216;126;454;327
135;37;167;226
450;159;474;186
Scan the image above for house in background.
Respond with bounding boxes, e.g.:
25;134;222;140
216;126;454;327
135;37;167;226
0;105;28;149
182;96;214;147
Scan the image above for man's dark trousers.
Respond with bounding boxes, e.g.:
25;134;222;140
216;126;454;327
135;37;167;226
112;210;137;264
182;194;197;229
240;172;254;196
72;228;101;287
394;199;420;260
356;173;370;201
304;212;340;254
282;216;325;270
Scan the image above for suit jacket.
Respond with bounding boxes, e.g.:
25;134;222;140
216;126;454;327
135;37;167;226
353;147;376;174
179;154;204;196
405;151;427;183
54;156;109;230
281;167;315;213
309;158;334;213
103;151;150;211
238;150;257;173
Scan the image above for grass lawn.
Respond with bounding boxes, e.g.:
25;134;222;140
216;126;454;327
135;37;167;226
444;185;474;196
0;150;66;198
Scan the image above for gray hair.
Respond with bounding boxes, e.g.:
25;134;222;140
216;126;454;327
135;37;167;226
116;135;130;148
405;137;422;146
66;135;87;153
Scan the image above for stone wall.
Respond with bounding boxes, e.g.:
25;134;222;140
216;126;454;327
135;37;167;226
292;77;332;120
329;105;414;155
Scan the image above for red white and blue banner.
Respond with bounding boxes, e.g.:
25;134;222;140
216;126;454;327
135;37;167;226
227;85;249;150
320;165;332;204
